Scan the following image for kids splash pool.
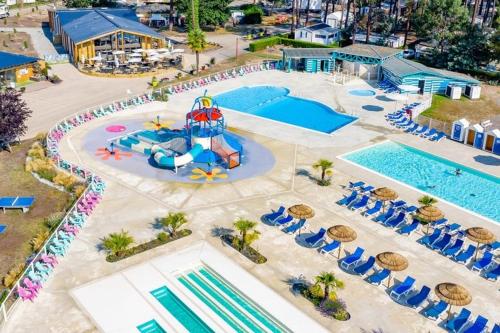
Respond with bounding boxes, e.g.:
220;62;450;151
348;89;376;97
342;141;500;222
215;86;357;134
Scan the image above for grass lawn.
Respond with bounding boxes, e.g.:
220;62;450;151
420;85;500;124
0;140;72;285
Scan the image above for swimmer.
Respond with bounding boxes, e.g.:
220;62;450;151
455;168;462;176
427;185;436;189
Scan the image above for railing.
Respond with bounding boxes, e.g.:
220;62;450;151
417;114;453;136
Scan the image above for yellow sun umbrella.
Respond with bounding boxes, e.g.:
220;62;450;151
327;225;357;258
416;205;445;234
287;204;315;220
466;227;496;260
434;282;472;321
375;251;409;287
373;187;398;212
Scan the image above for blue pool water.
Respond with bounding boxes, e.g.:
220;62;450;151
349;89;376;97
343;141;500;222
215;86;356;133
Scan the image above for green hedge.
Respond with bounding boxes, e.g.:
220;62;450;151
249;37;338;52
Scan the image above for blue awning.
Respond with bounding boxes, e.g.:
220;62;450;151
0;51;39;71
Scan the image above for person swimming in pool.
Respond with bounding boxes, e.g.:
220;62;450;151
455;168;462;176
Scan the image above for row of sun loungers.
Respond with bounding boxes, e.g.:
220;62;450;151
386;108;447;142
378;80;398;93
263;206;309;236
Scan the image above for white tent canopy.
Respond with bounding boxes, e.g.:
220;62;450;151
398;84;420;93
386;93;407;101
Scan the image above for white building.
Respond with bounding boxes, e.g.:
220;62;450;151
353;32;405;48
325;11;353;29
295;23;341;45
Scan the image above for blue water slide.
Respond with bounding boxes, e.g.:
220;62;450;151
154;144;205;168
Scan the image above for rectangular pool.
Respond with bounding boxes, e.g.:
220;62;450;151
215;86;357;134
342;141;500;222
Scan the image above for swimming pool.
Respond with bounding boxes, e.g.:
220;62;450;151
342;141;500;222
349;89;376;97
215;86;357;134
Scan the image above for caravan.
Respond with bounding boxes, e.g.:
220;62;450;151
0;4;10;19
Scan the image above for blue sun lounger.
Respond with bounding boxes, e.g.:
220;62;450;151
404;123;419;133
446;308;472;333
340;247;365;270
367;268;391;285
484;264;499;281
319;240;340;255
0;225;6;234
0;196;35;213
405;205;418;214
406;285;430;308
421;128;438;138
359;185;375;193
419;228;442;246
350;195;369;210
442;239;464;257
430;131;447;142
374;208;396;223
282;219;306;234
337;191;358;206
453;245;476;264
264;206;285;222
397;120;414;129
433;218;448;227
430;233;452;251
423;300;448;320
385;212;406;228
274;215;293;227
364;200;382;217
443;223;461;233
390;276;416;300
305;228;326;247
493;324;500;333
463;315;488;333
353;256;375;276
391;200;407;209
348;181;365;189
398;220;419;236
484;241;500;252
413;125;429;135
471;252;494;272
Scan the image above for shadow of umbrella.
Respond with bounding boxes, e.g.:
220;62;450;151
473;155;500;166
362;105;385;112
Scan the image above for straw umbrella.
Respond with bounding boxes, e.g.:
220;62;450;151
416;205;444;234
373;187;398;213
375;252;408;287
434;282;472;322
287;204;314;235
327;225;357;258
466;227;496;260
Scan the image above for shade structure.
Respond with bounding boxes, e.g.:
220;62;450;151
466;227;496;260
373;187;398;212
375;251;408;287
386;93;407;101
327;225;357;258
398;84;420;93
434;282;472;321
287;204;315;219
416;205;444;222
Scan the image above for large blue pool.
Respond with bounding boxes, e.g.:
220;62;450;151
215;86;357;133
343;141;500;222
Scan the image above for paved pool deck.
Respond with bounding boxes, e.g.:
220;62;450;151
3;71;499;333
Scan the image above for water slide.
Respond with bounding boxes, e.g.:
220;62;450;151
211;134;241;168
153;137;210;168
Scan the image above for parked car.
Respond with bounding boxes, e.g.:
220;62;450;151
403;49;415;58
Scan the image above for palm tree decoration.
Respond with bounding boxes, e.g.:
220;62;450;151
233;218;261;251
312;159;334;186
102;230;134;256
161;212;188;237
314;272;344;304
417;195;439;234
187;28;206;75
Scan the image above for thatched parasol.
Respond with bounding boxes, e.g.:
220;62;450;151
327;225;357;258
373;187;398;212
434;282;472;321
375;251;409;287
287;204;315;220
416;205;445;234
466;227;496;260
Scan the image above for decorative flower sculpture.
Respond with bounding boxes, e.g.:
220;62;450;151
189;168;228;182
95;147;132;161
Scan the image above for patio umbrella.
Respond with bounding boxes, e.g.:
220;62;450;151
287;204;315;219
375;251;408;287
171;48;185;54
466;227;496;260
434;282;472;322
112;50;125;55
327;225;357;258
373;187;398;212
416;205;444;234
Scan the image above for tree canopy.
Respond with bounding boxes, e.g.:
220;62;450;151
0;89;32;151
178;0;231;28
64;0;116;8
446;26;495;71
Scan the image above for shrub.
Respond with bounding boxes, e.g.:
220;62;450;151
33;133;47;145
31;230;50;251
248;36;281;52
210;57;216;65
49;75;61;83
242;4;264;24
157;232;169;242
37;167;58;181
23;40;28;49
73;184;86;197
53;172;77;191
2;40;7;48
249;37;337;52
27;143;45;159
44;212;65;230
3;263;25;288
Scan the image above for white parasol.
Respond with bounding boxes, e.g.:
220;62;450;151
112;50;125;55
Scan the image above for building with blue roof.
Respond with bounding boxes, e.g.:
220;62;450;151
0;51;43;85
48;8;165;64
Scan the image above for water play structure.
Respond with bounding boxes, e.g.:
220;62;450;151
112;93;242;172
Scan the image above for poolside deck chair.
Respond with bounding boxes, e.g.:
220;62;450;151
442;239;464;257
392;117;409;126
353;256;375;276
484;264;499;281
430;131;447;142
350;195;370;211
391;200;407;209
390;276;416;300
359;185;375;193
340;247;365;270
396;120;414;129
419;228;442;247
445;308;472;333
0;196;35;213
348;181;365;189
430;233;452;251
367;268;391;285
337;191;358;206
404;123;419;133
374;208;396;223
274;215;294;228
304;228;326;247
282;219;306;235
0;225;6;234
443;223;461;233
484;241;500;253
463;315;488;333
384;212;406;228
471;252;494;272
406;285;430;309
413;125;429;135
453;245;476;264
405;205;418;214
319;240;340;255
423;300;447;320
398;220;420;236
364;201;382;217
421;128;438;138
264;206;285;222
432;218;448;227
492;324;500;333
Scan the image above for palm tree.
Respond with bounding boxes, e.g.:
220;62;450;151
233;218;260;251
102;230;134;256
314;272;345;303
418;195;438;207
187;28;206;75
161;212;188;237
312;159;333;185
